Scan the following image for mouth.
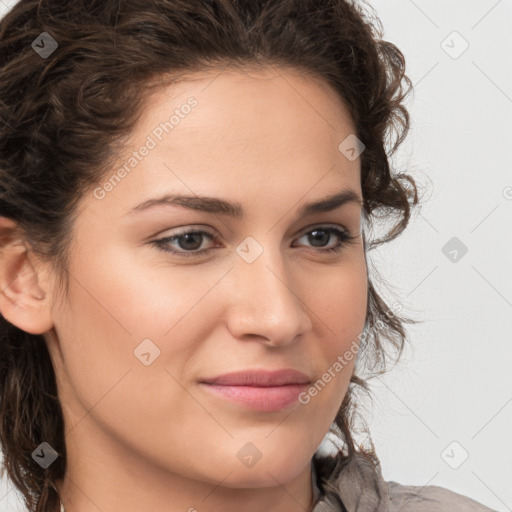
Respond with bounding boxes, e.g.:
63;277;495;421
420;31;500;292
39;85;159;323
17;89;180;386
198;368;311;412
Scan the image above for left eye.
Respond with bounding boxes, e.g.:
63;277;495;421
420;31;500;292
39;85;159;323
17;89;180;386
150;226;357;258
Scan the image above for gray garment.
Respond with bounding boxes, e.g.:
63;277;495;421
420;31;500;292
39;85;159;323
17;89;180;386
310;453;497;512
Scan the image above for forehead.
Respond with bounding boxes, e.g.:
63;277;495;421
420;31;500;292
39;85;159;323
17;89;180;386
82;66;362;221
133;65;355;147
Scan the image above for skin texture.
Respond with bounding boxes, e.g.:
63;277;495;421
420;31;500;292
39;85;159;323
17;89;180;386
0;66;368;512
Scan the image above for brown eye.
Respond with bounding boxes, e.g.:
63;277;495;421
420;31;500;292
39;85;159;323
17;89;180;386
151;229;218;257
294;226;357;254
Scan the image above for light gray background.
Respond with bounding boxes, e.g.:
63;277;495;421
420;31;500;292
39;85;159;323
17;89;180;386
0;0;510;510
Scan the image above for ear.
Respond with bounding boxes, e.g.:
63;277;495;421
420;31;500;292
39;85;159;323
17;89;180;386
0;216;54;335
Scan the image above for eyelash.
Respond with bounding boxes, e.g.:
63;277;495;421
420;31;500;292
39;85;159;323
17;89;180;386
150;225;358;258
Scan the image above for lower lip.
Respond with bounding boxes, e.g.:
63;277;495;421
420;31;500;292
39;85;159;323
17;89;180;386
198;383;308;412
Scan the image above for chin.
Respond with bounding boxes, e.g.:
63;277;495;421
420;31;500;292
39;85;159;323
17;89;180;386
214;452;308;489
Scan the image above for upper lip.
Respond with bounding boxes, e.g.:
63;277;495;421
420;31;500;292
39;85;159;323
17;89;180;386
199;369;311;387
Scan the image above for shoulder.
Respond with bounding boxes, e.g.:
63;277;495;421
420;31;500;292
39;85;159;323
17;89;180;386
386;480;497;512
312;452;497;512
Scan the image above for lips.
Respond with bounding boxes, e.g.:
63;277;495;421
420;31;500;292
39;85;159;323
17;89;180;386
199;368;311;387
198;369;312;412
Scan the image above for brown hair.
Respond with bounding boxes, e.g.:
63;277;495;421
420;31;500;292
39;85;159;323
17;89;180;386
0;0;425;510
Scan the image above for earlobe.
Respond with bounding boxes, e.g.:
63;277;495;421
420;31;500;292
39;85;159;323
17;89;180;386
0;216;54;335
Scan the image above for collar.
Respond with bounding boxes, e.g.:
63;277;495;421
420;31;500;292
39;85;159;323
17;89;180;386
311;452;390;512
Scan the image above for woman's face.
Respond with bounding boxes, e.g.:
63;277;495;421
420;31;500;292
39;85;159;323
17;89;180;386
43;66;368;510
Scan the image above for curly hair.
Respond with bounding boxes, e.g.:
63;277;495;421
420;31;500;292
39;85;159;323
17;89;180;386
0;0;425;510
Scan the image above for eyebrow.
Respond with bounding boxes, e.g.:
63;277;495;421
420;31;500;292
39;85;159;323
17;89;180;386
127;188;363;218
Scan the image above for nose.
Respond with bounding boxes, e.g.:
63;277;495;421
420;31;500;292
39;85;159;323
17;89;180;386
226;240;313;348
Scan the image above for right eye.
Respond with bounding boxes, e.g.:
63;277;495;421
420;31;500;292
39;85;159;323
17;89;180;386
150;229;219;258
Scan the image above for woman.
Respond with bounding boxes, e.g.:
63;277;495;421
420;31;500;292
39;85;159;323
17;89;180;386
0;1;497;511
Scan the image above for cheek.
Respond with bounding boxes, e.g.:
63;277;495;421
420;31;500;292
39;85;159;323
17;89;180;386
290;255;367;432
54;257;219;472
55;241;232;413
310;252;368;343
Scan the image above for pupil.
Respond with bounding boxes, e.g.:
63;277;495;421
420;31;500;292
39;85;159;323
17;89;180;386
180;233;202;250
310;230;328;247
